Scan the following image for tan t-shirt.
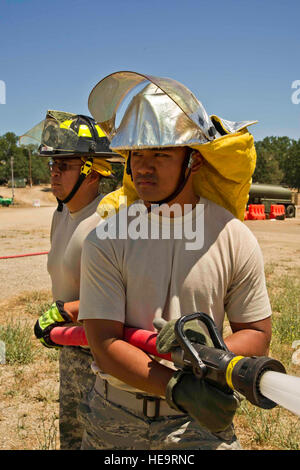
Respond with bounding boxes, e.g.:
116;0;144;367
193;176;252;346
79;197;271;330
48;195;102;302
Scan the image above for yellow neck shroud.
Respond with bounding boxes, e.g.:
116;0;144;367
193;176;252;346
97;127;256;221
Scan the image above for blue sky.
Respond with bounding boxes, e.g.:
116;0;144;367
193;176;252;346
0;0;299;142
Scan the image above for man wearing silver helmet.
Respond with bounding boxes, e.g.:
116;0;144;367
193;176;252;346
78;72;272;450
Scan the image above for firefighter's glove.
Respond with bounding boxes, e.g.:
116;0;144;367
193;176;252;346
166;370;240;433
34;301;71;348
154;318;214;354
154;318;240;432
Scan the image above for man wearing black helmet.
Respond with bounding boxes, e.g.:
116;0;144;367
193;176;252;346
22;110;123;449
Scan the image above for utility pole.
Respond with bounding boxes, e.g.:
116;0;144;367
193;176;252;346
28;148;32;187
10;155;14;202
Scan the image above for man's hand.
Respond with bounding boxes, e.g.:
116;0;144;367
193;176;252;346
34;301;72;348
154;317;214;353
154;317;240;433
166;370;240;433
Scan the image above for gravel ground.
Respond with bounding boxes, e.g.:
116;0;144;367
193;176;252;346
0;201;56;301
0;193;299;303
0;187;299;451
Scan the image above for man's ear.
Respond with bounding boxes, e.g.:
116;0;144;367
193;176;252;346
85;170;101;186
190;151;204;173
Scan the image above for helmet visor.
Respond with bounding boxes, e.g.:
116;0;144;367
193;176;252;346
88;71;215;143
19;110;80;154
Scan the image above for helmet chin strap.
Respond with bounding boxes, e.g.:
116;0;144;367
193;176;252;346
56;158;93;212
126;149;194;207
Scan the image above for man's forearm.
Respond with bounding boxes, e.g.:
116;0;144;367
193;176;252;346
84;319;174;397
63;300;80;322
225;317;272;356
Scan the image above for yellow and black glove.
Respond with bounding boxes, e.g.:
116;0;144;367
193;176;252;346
34;301;71;349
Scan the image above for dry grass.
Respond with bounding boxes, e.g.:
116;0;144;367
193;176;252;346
0;263;299;450
233;263;300;450
0;290;60;450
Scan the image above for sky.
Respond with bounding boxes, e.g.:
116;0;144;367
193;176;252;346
0;0;300;142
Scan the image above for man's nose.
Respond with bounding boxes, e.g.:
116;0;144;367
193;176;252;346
50;166;61;177
136;158;155;174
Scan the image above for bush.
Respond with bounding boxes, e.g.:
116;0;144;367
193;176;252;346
0;319;34;364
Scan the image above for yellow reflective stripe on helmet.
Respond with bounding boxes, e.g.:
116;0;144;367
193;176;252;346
95;124;106;138
60;119;73;129
59;119;106;139
225;356;244;390
78;124;92;137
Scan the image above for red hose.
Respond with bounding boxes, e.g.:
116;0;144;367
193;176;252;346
0;251;49;260
50;325;172;361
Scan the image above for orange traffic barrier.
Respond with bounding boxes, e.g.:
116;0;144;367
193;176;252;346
248;204;266;220
269;204;285;220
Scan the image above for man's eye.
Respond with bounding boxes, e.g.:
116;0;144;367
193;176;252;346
155;153;170;158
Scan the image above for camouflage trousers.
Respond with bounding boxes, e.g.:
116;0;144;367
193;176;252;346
59;346;96;450
78;382;242;450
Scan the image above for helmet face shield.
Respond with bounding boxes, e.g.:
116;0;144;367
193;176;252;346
19;111;79;153
41;112;79;154
88;71;217;149
19;110;124;161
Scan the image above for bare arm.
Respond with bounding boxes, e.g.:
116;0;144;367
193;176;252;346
63;300;80;322
84;318;174;397
225;316;272;357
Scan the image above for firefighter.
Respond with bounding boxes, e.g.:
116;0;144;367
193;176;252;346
25;110;124;449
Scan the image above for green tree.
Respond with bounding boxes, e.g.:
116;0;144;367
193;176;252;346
282;140;300;189
253;136;296;186
255;136;292;168
0;132;50;185
0;132;25;184
253;146;284;184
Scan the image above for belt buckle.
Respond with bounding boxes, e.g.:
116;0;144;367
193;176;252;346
136;394;160;419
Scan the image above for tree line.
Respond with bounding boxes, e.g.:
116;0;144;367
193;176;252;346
253;136;300;190
0;132;299;190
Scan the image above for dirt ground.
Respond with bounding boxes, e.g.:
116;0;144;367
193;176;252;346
0;186;57;301
0;186;300;450
1;186;299;302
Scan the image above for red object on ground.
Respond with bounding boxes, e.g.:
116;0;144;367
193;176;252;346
247;204;266;220
0;251;49;260
50;325;172;361
244;210;249;221
269;204;285;219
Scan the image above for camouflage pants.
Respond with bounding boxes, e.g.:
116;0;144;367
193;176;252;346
78;384;242;450
59;346;96;450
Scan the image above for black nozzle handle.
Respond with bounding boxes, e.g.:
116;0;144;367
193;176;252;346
175;312;229;349
174;314;207;378
174;312;229;378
